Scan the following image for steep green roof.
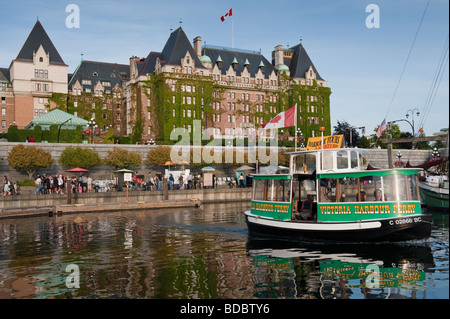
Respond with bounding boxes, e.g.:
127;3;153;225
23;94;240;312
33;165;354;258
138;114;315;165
25;109;88;130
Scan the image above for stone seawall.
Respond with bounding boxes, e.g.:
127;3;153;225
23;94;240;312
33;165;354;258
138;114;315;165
0;188;253;210
0;142;431;181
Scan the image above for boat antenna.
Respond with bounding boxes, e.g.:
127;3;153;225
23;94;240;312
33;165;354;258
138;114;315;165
320;126;325;171
384;0;430;121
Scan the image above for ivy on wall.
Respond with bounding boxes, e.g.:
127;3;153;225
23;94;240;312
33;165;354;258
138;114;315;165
142;70;225;145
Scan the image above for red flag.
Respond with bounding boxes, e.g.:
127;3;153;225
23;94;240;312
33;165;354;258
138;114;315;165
262;105;296;129
418;125;424;134
221;8;232;22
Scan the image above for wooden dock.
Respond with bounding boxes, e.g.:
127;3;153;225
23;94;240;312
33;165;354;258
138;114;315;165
0;199;201;220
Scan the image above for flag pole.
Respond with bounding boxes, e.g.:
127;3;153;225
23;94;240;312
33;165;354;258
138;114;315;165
294;104;298;152
232;14;234;49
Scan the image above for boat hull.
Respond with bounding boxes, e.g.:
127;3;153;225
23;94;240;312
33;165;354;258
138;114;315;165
245;211;432;243
419;182;449;210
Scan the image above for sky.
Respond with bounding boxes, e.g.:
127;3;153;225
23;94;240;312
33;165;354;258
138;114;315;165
1;0;448;137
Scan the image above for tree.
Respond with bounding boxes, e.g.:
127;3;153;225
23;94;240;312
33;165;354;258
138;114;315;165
146;146;172;166
7;144;53;178
59;146;101;168
333;120;361;147
103;147;142;169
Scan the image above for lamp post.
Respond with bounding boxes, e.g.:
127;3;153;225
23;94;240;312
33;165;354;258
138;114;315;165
431;147;440;159
406;108;420;137
395;151;404;168
88;120;96;144
57;118;72;143
296;128;304;151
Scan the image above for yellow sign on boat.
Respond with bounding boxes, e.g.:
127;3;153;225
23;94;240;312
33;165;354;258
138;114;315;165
306;134;343;150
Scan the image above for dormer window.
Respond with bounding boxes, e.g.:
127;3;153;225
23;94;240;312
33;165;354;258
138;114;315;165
39;57;43;62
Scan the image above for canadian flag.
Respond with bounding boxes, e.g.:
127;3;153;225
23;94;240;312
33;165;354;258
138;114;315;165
221;8;232;22
262;105;297;129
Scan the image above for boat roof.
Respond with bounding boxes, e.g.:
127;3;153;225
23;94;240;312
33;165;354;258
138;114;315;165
252;174;292;180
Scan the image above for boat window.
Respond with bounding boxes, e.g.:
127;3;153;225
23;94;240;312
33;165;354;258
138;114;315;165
351;151;358;169
322;152;334;171
294;154;316;174
253;178;291;202
318;172;420;203
383;174;419;201
337;151;348;169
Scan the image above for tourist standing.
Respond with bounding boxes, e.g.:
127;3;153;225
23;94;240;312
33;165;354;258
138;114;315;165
3;176;11;196
57;175;64;194
81;175;88;193
187;173;193;189
87;176;93;192
178;174;184;190
35;174;42;194
238;173;245;188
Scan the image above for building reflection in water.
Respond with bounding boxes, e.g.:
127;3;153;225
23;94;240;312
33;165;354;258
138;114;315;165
0;203;440;299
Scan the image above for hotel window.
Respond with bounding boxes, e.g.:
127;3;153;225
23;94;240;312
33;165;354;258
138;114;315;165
187;96;192;105
82;79;91;85
1;97;5;105
35;83;41;91
1;108;5;115
173;109;176;117
102;81;111;87
1;120;6;128
0;83;6;91
187;110;192;118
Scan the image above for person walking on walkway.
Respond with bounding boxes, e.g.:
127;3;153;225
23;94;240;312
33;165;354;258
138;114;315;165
3;176;11;196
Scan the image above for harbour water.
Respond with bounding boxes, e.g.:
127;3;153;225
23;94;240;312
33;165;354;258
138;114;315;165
0;202;448;300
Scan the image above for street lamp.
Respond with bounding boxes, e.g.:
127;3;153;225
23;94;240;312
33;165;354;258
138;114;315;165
405;108;420;137
431;147;440;159
296;128;305;151
88;120;96;144
58;118;72;143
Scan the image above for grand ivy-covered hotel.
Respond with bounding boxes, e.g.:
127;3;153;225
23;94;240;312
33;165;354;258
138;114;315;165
1;21;331;143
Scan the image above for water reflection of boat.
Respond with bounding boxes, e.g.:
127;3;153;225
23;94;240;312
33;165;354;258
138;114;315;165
246;239;434;299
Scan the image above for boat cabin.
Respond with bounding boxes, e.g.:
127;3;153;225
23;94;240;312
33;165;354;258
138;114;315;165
251;148;423;222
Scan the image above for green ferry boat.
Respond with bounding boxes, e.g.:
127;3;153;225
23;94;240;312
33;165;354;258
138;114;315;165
245;147;432;242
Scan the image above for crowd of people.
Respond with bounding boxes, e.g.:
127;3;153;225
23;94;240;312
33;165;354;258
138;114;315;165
2;170;251;196
34;174;93;195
